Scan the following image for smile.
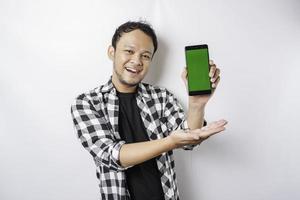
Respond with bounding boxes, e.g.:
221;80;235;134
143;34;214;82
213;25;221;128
125;67;141;74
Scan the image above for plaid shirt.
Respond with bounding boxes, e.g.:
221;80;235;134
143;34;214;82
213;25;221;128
71;77;196;200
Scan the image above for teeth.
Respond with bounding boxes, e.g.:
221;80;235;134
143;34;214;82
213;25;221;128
125;67;138;73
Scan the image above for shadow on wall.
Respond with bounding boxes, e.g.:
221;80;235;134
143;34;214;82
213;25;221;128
143;37;168;85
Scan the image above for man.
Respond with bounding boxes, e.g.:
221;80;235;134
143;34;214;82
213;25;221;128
71;21;227;200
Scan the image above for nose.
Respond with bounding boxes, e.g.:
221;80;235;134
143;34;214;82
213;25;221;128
130;54;142;66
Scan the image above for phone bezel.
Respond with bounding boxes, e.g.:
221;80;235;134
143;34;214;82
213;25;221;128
185;44;212;95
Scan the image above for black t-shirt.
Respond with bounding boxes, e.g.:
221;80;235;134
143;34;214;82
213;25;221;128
117;91;165;200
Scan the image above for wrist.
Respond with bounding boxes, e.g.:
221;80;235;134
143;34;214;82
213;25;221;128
188;103;206;113
188;100;206;109
165;135;177;150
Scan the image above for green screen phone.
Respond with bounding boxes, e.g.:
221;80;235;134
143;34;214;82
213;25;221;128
185;44;211;95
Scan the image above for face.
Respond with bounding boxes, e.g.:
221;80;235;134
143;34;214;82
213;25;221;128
108;29;154;92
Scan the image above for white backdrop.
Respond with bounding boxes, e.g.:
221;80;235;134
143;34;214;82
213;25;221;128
1;0;299;200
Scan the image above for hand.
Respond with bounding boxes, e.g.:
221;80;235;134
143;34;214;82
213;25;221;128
168;119;228;149
181;60;221;106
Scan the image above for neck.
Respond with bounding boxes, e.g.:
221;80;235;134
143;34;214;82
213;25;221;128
112;75;137;93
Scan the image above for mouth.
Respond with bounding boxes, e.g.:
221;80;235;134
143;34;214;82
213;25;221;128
125;67;141;74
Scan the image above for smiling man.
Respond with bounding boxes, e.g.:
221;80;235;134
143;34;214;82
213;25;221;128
71;21;227;200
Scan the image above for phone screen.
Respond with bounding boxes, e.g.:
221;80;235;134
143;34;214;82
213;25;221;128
185;45;211;95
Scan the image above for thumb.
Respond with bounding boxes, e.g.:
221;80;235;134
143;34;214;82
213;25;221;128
181;67;188;86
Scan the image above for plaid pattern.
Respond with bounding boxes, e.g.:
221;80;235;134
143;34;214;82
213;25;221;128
71;77;196;200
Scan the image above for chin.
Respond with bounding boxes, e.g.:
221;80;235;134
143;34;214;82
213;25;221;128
121;77;141;87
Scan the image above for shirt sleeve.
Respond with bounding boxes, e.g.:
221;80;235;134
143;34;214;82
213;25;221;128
163;89;206;151
71;94;129;171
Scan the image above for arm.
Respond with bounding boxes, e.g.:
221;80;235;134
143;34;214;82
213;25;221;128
183;60;221;130
119;119;227;168
119;137;174;168
187;103;205;130
71;94;227;170
162;89;201;150
70;94;199;169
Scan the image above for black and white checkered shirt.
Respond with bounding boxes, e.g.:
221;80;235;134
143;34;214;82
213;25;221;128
71;77;196;200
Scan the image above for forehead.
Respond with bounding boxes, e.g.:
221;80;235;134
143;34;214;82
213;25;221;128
116;29;154;53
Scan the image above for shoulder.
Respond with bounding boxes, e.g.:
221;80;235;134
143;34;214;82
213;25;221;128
140;82;174;98
74;86;102;102
72;84;107;110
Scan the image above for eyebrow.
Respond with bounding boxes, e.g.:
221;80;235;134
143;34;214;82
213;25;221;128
124;45;153;55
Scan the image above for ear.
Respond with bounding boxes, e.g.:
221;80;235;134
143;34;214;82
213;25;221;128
107;45;115;61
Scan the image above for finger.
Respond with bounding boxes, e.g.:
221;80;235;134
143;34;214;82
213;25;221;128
183;132;202;141
209;60;214;65
181;67;188;85
191;120;227;139
212;76;220;88
186;132;205;143
209;119;228;128
190;139;204;145
201;126;226;138
202;119;228;130
210;68;220;82
181;67;187;78
191;133;201;140
209;65;217;78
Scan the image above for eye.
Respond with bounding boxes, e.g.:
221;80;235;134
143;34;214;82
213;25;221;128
125;49;134;54
142;55;151;60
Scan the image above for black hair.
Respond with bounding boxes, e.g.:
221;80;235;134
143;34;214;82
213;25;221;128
112;21;158;56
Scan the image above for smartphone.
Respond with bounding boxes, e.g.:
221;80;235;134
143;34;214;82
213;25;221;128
185;44;211;95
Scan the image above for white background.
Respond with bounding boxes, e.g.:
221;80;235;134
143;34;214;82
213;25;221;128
1;0;299;199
